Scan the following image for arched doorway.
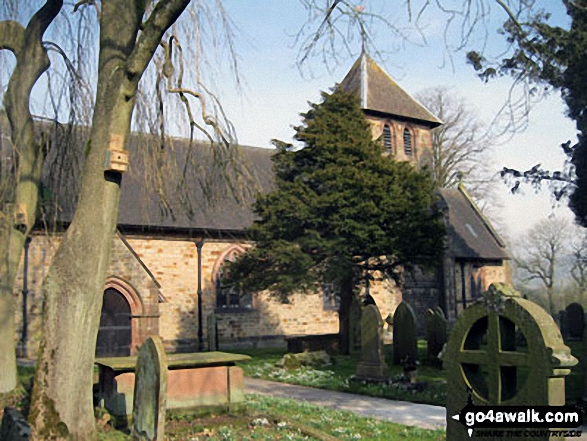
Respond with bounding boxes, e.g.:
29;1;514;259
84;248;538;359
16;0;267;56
96;288;132;357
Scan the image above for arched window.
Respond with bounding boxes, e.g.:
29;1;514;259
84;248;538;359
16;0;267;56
382;124;392;153
403;128;413;156
214;246;251;309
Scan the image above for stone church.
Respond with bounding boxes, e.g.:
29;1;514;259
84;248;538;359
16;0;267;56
10;54;510;358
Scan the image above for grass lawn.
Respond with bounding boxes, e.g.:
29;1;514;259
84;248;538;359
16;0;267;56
233;337;587;409
232;341;447;406
97;394;445;440
2;365;445;441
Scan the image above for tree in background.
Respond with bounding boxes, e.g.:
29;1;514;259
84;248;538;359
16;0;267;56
415;87;499;215
514;217;571;314
228;89;445;354
470;1;587;226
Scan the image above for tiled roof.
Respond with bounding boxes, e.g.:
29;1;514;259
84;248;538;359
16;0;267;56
339;54;442;127
438;186;509;260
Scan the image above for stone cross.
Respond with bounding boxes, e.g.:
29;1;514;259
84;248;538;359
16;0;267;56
392;301;418;365
443;283;577;441
355;304;388;380
131;336;168;441
425;307;447;365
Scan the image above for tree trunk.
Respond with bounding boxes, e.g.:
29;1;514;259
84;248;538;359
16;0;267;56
338;273;354;355
28;2;189;439
0;0;63;394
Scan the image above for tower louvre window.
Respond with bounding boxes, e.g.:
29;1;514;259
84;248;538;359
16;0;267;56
382;124;392;153
403;128;412;156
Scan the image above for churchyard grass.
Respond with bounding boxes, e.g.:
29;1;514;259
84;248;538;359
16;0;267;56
234;341;447;406
97;394;445;440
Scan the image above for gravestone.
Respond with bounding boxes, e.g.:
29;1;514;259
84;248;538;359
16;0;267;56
392;301;418;365
0;407;31;441
424;307;447;365
131;336;168;441
566;302;585;341
443;283;577;441
207;313;218;351
355;304;388;380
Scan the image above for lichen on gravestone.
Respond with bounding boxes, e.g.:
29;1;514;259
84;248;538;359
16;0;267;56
131;336;168;441
443;283;577;441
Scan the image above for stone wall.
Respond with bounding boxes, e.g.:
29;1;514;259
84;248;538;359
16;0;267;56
366;115;433;164
14;232;405;357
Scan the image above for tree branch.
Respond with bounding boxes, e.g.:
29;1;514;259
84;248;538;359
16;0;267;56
125;0;190;85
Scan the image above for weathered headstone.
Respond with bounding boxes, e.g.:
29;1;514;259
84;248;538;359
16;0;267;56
392;301;418;365
382;313;393;345
131;336;168;441
207;313;218;351
566;302;585;341
0;407;31;441
424;307;447;365
355;304;388;380
443;283;577;441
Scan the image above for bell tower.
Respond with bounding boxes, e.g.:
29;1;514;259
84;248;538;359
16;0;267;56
338;53;441;164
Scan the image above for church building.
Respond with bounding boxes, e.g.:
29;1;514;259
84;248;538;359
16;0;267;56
10;54;511;358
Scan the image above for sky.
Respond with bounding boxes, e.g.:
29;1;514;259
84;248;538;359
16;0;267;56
6;1;578;242
206;0;578;241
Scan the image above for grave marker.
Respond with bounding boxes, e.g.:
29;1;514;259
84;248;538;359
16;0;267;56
425;307;447;365
392;301;418;365
443;283;577;441
355;304;388;380
566;302;585;341
131;336;168;441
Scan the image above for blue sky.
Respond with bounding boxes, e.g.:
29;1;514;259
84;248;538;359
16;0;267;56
211;0;578;240
5;1;578;240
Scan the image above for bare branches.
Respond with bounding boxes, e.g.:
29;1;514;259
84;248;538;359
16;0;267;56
126;0;190;86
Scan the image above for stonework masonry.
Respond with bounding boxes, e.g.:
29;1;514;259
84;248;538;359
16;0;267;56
14;232;404;358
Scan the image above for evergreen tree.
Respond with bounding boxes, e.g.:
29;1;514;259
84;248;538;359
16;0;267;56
229;89;445;354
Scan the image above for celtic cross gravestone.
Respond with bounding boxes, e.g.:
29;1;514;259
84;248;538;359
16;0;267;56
443;283;577;441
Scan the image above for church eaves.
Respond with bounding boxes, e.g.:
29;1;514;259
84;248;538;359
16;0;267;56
338;54;442;128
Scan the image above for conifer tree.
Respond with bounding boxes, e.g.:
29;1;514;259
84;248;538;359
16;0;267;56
229;89;445;354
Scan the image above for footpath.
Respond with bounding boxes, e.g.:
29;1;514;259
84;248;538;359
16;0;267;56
245;377;446;430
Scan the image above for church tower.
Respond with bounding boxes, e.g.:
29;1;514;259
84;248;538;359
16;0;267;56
338;53;441;164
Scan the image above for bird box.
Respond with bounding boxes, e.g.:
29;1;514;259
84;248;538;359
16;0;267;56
104;149;129;173
14;203;28;230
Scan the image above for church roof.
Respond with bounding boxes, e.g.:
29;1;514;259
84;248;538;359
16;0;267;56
339;54;442;128
438;186;509;260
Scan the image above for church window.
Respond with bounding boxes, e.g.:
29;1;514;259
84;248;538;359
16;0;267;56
403;128;413;156
382;124;392;153
215;247;252;309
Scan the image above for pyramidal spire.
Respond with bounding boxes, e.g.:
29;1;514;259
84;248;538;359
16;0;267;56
338;54;442;128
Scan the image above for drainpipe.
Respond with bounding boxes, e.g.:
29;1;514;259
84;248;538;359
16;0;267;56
196;238;204;352
21;236;32;358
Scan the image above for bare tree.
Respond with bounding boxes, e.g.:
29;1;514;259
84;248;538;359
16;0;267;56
514;217;571;314
415;87;499;210
0;0;63;395
570;231;587;294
